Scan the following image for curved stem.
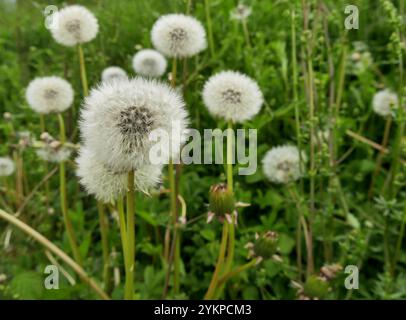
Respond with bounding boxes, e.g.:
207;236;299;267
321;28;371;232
0;209;109;300
204;222;228;300
58;113;82;266
124;170;135;300
218;259;258;286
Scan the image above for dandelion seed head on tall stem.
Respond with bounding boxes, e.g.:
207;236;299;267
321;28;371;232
230;3;252;21
151;14;207;58
49;5;99;47
262;145;305;184
80;77;189;171
26;76;74;114
0;157;15;176
132;49;167;78
203;71;263;123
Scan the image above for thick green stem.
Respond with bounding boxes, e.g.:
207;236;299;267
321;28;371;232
204;0;215;58
124;170;135;300
242;19;251;48
97;201;111;293
58;113;82;266
204;222;228;299
77;44;89;97
227;121;234;193
218;259;258;286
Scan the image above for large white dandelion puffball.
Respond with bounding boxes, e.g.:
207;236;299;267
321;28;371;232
80;77;189;171
262;145;305;184
202;71;263;123
50;5;99;47
76;147;162;203
26;76;74;114
101;66;128;83
0;157;15;177
151;14;207;58
372;89;399;117
132;49;167;78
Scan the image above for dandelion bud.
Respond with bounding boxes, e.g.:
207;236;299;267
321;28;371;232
302;275;330;300
208;183;236;219
251;231;279;260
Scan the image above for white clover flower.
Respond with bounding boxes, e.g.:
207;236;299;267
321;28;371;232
262;145;305;184
372;89;399;117
151;14;207;58
132;49;167;78
50;5;99;47
26;76;74;114
76;147;162;203
230;3;252;20
101;66;128;83
80;77;189;171
36;146;72;163
202;71;263;123
0;157;15;176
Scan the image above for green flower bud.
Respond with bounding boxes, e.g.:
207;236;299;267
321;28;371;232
252;231;279;260
208;183;235;217
303;275;330;299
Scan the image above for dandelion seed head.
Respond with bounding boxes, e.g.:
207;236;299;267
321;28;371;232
36;146;72;163
262;145;304;184
0;157;15;176
230;3;252;20
372;89;399;117
101;66;128;83
80;77;189;171
26;76;74;114
132;49;167;78
203;71;263;123
76;147;162;203
50;5;99;46
151;14;207;58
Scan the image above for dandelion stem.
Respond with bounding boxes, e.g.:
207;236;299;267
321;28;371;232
58;113;82;266
77;44;89;97
0;209;109;300
117;197;129;271
39;114;50;208
204;0;215;58
124;170;135;300
226;121;234;193
242;19;251;48
97;201;111;293
204;222;228;299
217;258;258;286
392;205;406;276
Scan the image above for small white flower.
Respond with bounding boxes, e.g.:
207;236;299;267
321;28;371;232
26;76;74;114
76;147;162;203
262;145;305;184
101;66;128;83
151;14;207;58
230;3;252;20
372;89;399;117
203;71;263;123
80;77;189;171
36;146;72;163
0;157;15;176
132;49;167;78
50;5;99;47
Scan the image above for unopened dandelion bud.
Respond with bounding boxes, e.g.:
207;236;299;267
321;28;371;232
302;275;330;300
252;231;279;260
208;183;236;219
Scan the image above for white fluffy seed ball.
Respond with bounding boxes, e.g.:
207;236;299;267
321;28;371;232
50;5;99;47
262;145;304;184
26;76;74;114
101;66;128;83
151;14;207;58
76;147;162;203
80;77;189;172
0;157;15;176
372;89;399;117
36;146;72;163
132;49;167;78
203;71;263;123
